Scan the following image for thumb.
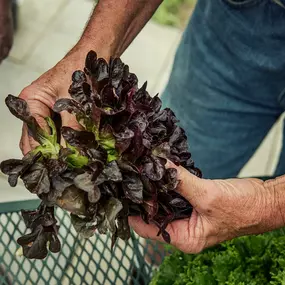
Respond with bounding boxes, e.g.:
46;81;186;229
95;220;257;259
59;111;83;146
166;161;208;208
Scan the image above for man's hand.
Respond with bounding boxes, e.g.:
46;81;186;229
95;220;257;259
18;49;90;154
18;0;163;154
0;0;13;63
129;163;279;254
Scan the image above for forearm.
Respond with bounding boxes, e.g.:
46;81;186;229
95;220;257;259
263;175;285;231
69;0;163;60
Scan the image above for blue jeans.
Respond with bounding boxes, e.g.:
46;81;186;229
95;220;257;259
162;0;285;179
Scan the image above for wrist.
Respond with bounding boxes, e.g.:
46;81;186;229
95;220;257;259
56;40;114;75
30;42;114;101
263;176;285;231
70;39;112;59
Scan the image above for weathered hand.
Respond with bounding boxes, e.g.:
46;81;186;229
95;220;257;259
18;49;91;154
129;162;275;253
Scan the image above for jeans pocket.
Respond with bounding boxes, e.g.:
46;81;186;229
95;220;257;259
221;0;263;8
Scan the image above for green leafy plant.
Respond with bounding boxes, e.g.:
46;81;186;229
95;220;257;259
151;229;285;285
153;0;196;28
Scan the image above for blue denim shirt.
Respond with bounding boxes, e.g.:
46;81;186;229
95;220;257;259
162;0;285;178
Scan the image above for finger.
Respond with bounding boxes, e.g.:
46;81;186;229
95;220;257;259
19;87;56;110
21;123;40;154
28;113;48;150
128;216;164;242
166;161;209;207
60;111;82;130
20;124;31;155
60;111;83;146
129;216;194;252
28;135;40;151
129;216;182;244
20;113;48;155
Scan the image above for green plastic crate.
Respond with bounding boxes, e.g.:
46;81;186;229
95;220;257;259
0;199;166;285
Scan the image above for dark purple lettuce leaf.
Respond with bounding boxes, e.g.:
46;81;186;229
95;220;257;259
0;159;27;187
122;173;143;204
100;84;119;107
45;158;68;177
95;161;122;185
109;57;125;88
72;70;87;83
129;111;148;133
5;94;30;121
133;81;148;103
152;142;171;158
142;155;166;181
70;214;96;238
56;186;87;216
53;98;85;117
125;126;144;162
114;127;134;154
74;172;95;192
85;50;97;75
88;186;101;203
169;197;189;209
91;104;102;130
102;161;121;181
51;175;73;197
73;172;101;203
61;126;97;148
112;199;130;247
100;182;118;197
69;71;90;105
96;58;109;81
85;147;107;164
5;95;47;143
116;199;130;240
160;168;179;192
117;159;138;173
96;197;123;234
150;95;162;113
18;204;60;259
2;50;202;254
21;162;50;195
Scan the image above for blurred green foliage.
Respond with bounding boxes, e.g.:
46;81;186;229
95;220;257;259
151;228;285;285
152;0;196;28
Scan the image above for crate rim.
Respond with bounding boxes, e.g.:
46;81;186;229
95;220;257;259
0;199;41;214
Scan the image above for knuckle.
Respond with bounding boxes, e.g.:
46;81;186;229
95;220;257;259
183;242;205;254
18;86;32;100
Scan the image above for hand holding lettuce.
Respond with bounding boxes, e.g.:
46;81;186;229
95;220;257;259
130;163;279;254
